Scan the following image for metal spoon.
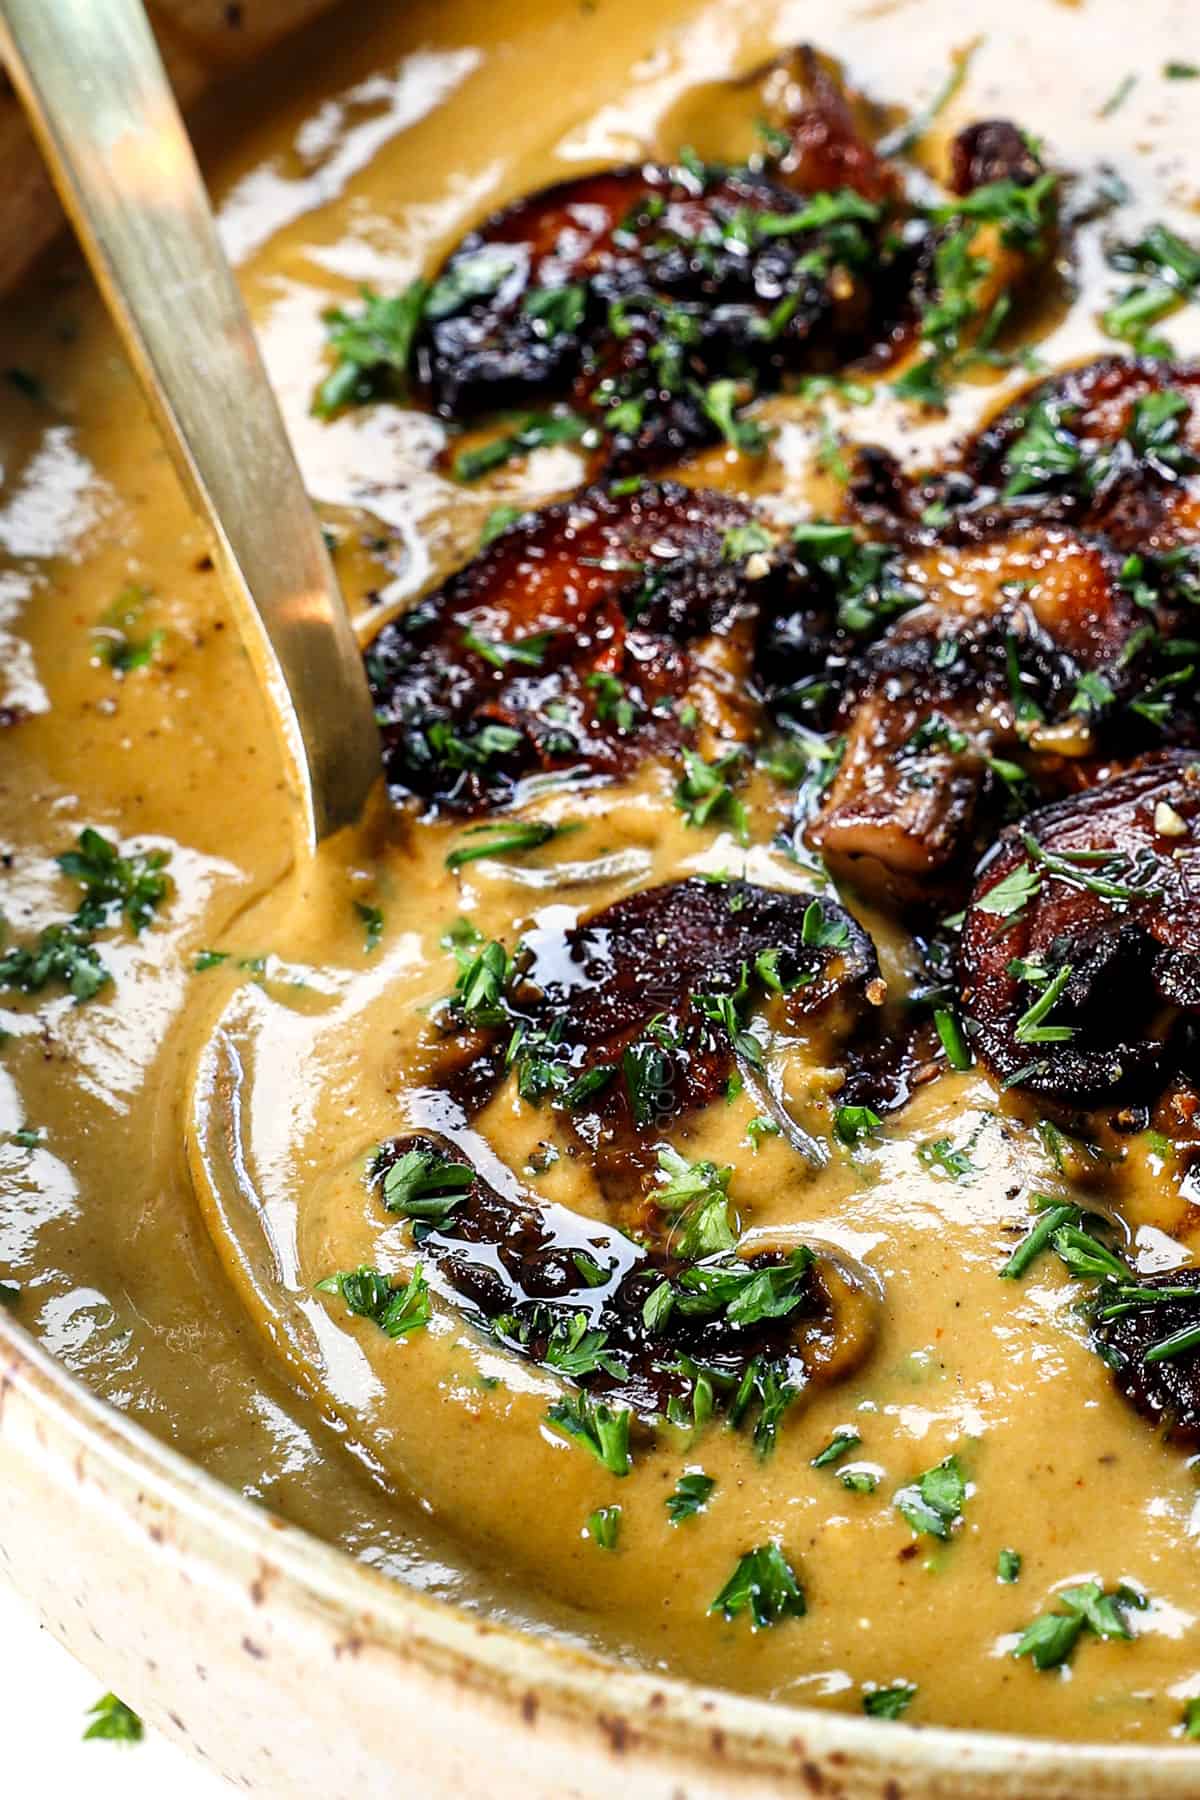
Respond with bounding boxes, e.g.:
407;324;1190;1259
0;0;381;846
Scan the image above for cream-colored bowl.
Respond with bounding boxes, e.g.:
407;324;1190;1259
0;6;1197;1794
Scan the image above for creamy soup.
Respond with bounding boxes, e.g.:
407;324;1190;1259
4;0;1200;1746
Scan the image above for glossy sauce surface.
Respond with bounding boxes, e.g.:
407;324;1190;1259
3;0;1200;1743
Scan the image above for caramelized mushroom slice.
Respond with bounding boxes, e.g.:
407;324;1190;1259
373;1131;879;1427
960;752;1200;1106
803;527;1154;901
430;877;885;1149
366;481;775;811
414;52;918;466
854;359;1200;556
1096;1268;1200;1442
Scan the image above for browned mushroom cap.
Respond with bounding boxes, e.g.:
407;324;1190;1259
960;752;1200;1106
366;481;773;812
855;359;1200;555
433;876;884;1136
373;1131;879;1427
1095;1268;1200;1443
966;358;1200;551
804;527;1155;902
950;120;1045;195
413;54;919;467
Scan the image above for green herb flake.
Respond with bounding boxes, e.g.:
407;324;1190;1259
833;1105;881;1147
315;281;428;416
1013;1581;1140;1670
812;1428;861;1468
479;504;523;548
998;1548;1022;1583
354;900;384;953
453;410;588;482
710;1543;806;1629
862;1681;917;1720
380;1147;474;1225
445;820;574;871
83;1694;144;1744
546;1392;632;1476
192;949;230;973
934;1007;972;1070
315;1262;431;1339
586;1504;622;1549
894;1453;967;1541
666;1469;716;1524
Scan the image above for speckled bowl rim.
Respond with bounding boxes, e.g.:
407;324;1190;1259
4;1306;1199;1797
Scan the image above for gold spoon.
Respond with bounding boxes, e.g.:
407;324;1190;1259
0;0;381;847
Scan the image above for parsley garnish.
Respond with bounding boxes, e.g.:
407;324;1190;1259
833;1105;881;1146
315;281;428;416
652;1147;738;1257
998;1548;1022;1583
800;899;849;950
453;411;588;482
1013;1581;1143;1669
546;1392;632;1476
92;585;163;674
811;1428;861;1468
710;1543;806;1628
675;747;748;842
83;1694;144;1744
894;1454;967;1540
863;1682;917;1720
479;504;523;548
666;1469;715;1523
543;1312;630;1380
445;820;574;870
1013;963;1074;1044
380;1147;473;1225
585;1505;621;1549
315;1262;431;1338
354;900;384;953
0;828;171;1005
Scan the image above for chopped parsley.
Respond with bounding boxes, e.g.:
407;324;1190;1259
811;1428;861;1468
353;900;384;952
543;1311;630;1380
479;504;523;548
92;585;163;674
1013;963;1075;1045
894;1453;967;1541
666;1469;716;1523
800;898;849;950
445;820;574;870
380;1147;473;1226
862;1682;917;1720
675;747;749;842
83;1694;144;1744
545;1392;632;1476
998;1548;1022;1583
461;626;553;669
833;1105;881;1146
652;1147;738;1257
315;1263;431;1338
453;410;588;482
934;1007;972;1070
585;1505;622;1549
314;281;428;416
710;1543;806;1628
1013;1581;1143;1670
0;828;171;1005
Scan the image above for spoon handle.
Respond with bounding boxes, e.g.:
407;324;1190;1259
0;0;381;845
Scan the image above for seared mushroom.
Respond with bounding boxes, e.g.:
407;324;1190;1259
854;358;1200;556
432;876;885;1147
960;752;1200;1106
802;526;1156;901
1095;1268;1200;1442
366;481;776;812
370;1131;879;1429
413;52;919;468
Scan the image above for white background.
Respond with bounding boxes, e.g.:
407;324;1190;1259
0;1579;229;1795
